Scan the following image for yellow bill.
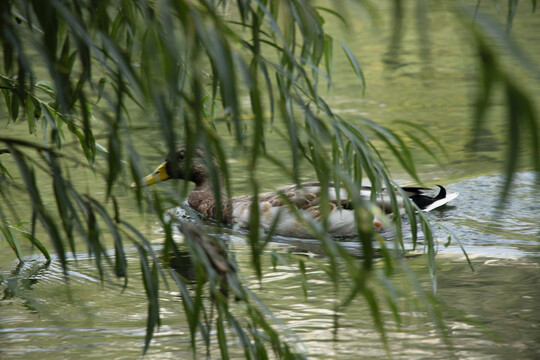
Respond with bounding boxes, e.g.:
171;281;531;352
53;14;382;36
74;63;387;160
130;162;170;189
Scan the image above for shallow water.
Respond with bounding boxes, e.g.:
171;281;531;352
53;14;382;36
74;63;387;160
2;1;540;359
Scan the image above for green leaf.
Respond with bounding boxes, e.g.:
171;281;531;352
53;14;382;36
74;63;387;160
216;308;230;360
20;224;51;261
324;34;334;89
0;223;23;262
338;40;365;93
10;93;19;121
26;95;36;134
136;245;160;355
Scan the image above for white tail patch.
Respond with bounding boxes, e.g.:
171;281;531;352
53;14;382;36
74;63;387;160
422;192;459;212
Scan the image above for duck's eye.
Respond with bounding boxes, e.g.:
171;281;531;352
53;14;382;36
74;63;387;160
179;151;185;160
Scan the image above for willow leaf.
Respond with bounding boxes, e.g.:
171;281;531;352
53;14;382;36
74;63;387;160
337;40;365;93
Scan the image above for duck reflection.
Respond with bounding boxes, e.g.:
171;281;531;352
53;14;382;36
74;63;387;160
164;221;237;299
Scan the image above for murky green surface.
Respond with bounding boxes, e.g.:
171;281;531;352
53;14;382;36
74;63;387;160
1;2;540;359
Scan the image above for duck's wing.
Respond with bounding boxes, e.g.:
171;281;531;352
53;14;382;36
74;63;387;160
261;183;349;209
230;184;343;224
297;183;421;212
279;183;458;213
250;184;352;237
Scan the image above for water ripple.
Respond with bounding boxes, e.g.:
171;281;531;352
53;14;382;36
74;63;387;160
429;172;540;258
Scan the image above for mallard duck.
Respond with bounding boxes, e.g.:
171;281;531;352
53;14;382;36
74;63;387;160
133;145;458;238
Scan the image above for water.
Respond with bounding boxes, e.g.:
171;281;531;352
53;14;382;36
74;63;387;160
1;174;538;359
1;171;539;359
1;1;540;359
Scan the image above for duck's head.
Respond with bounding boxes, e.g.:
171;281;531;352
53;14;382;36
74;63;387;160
132;145;208;188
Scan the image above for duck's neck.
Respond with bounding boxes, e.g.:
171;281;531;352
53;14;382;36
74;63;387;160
188;178;231;222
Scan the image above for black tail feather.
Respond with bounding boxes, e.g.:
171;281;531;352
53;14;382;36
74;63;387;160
409;185;447;210
434;185;446;200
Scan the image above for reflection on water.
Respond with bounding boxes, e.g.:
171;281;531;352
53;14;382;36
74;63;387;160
1;172;539;359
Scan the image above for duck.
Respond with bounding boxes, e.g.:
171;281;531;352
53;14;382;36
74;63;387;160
132;145;459;238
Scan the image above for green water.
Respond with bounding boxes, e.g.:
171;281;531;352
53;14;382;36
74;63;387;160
1;2;540;359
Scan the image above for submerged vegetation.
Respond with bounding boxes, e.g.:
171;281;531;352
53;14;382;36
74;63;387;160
0;0;538;357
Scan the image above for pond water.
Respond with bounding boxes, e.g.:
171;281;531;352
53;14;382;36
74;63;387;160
1;1;539;359
1;171;539;359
